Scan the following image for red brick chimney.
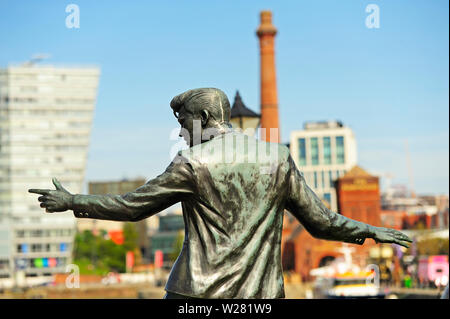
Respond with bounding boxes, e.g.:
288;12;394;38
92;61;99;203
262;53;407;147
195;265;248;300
256;10;280;143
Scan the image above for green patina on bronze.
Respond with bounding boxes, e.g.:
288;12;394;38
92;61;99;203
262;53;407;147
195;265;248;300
29;88;412;299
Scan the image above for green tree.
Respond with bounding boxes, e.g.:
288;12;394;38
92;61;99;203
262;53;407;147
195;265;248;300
122;222;142;268
73;229;127;274
72;223;147;274
170;230;185;262
415;238;449;256
123;222;138;252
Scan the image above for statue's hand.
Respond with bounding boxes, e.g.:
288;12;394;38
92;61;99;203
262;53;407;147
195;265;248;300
371;226;412;248
28;178;73;213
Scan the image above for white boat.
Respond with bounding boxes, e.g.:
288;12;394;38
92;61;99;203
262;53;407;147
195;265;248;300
311;244;386;299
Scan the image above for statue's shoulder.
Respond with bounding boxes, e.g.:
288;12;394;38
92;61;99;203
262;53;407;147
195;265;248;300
277;143;290;158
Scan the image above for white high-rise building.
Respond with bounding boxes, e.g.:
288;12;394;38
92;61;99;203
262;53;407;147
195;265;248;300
0;64;99;278
289;121;357;212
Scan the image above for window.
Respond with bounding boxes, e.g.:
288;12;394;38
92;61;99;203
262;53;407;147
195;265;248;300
30;230;43;237
336;136;345;164
313;172;318;188
323;193;331;206
62;229;72;236
323;137;331;164
31;244;42;252
321;171;325;188
298;138;306;166
17;244;28;253
329;171;333;188
310;138;319;165
0;259;9;270
59;243;67;252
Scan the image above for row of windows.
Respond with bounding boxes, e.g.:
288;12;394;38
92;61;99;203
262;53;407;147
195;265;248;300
8;74;96;82
17;86;93;93
151;237;176;250
16;229;73;238
7;74;73;82
17;243;69;253
0;260;9;271
298;136;345;166
4;121;91;129
15;257;68;270
5;168;83;177
304;170;346;190
0;109;92;116
3;145;87;153
0;96;95;104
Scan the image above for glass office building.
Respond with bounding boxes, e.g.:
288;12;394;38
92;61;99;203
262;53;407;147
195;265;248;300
289;121;357;211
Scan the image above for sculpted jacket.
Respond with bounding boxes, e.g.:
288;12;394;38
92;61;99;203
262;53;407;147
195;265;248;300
72;131;374;298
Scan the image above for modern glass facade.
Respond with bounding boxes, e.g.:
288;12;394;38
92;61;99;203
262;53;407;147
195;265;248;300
295;135;347;168
323;137;331;164
150;214;184;266
298;138;306;166
310;137;319;165
290;122;357;212
313;172;318;188
329;171;333;188
321;171;325;188
336;136;345;164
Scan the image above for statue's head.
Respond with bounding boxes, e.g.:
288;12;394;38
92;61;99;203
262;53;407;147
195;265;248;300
170;88;231;146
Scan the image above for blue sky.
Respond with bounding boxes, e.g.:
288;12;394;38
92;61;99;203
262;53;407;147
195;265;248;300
1;0;448;195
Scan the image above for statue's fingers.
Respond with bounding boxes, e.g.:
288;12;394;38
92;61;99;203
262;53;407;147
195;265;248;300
45;204;56;212
39;198;56;205
47;201;56;209
395;239;410;249
401;234;413;242
398;235;412;243
52;178;68;193
393;231;412;242
29;189;51;195
40;202;47;208
52;178;62;190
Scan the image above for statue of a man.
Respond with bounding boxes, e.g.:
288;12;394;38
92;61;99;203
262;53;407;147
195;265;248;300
29;88;411;299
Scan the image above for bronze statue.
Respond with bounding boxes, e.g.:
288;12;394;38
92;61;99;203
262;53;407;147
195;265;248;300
29;88;412;299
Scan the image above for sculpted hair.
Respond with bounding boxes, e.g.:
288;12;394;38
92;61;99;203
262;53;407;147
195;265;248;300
170;88;231;124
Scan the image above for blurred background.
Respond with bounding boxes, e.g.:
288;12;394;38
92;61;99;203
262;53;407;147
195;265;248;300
0;0;448;299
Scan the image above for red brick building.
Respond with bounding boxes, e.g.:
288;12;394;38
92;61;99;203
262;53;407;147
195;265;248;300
336;166;381;227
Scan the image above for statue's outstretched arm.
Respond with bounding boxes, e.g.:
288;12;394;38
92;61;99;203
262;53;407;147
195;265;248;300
29;158;195;222
284;156;412;248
